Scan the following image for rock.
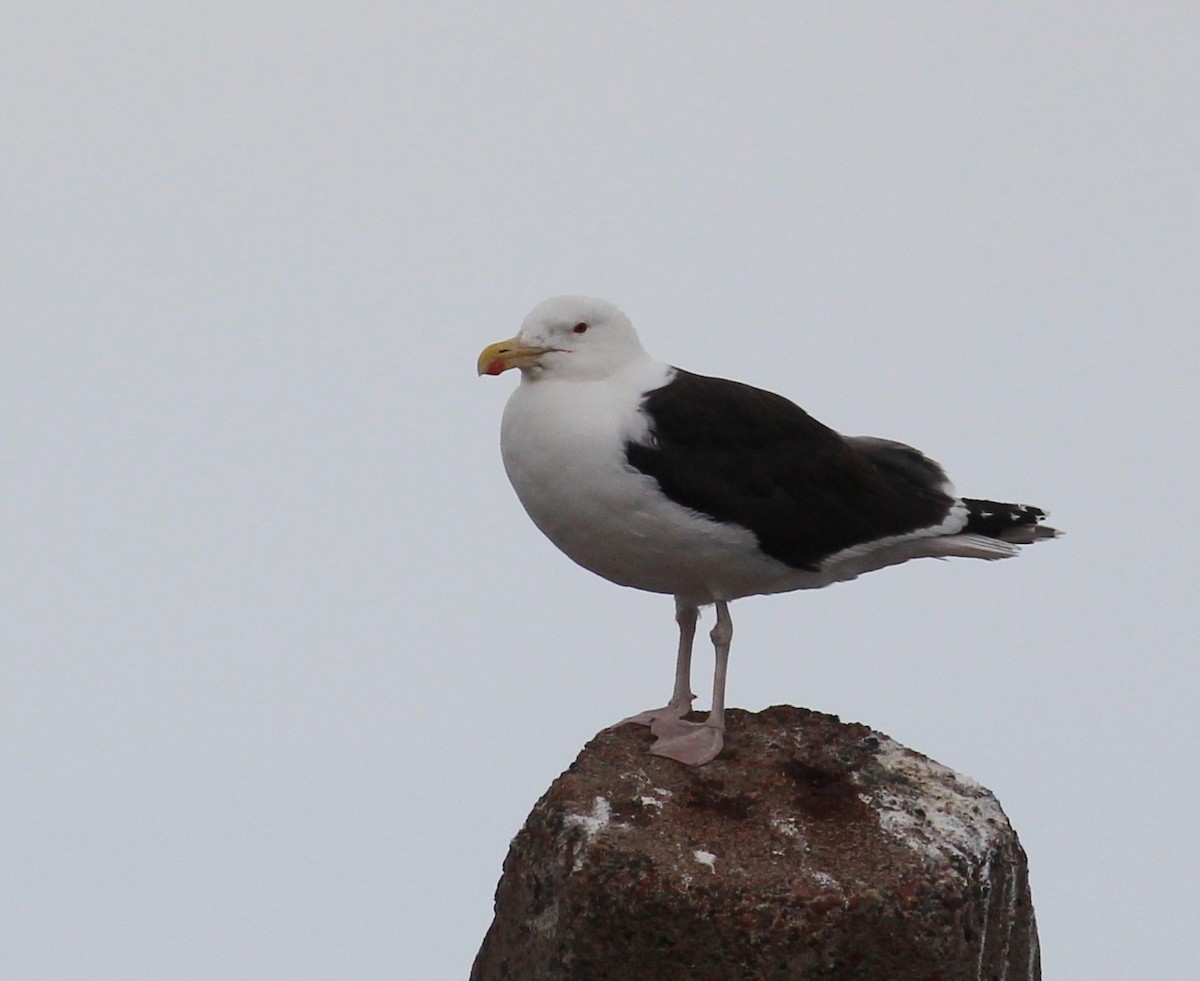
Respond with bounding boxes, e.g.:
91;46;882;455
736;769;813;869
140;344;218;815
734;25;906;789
472;706;1039;981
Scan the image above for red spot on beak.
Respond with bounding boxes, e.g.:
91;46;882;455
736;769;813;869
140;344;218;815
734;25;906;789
485;359;506;375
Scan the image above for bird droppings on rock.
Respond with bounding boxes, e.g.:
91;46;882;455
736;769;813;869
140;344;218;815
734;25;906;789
560;796;615;872
871;737;1012;869
472;705;1039;981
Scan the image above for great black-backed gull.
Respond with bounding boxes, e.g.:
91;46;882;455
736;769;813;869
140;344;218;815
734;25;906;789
478;296;1059;765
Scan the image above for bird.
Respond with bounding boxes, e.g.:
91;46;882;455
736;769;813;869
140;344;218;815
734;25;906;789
477;296;1059;766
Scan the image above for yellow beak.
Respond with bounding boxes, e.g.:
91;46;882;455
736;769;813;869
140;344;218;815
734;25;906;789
477;337;553;376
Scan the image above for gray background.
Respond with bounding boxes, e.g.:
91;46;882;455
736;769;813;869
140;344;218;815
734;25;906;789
4;3;1197;979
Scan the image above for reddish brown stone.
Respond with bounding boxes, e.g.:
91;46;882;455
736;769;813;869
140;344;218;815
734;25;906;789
472;706;1039;981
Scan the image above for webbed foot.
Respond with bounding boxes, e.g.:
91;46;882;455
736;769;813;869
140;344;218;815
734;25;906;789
647;717;724;765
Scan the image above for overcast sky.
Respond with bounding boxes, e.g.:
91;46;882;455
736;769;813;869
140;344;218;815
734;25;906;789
4;4;1198;979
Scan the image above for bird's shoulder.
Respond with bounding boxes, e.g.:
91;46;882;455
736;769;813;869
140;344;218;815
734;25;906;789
634;367;844;453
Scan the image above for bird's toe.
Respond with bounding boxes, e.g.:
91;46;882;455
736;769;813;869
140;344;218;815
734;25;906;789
648;719;724;765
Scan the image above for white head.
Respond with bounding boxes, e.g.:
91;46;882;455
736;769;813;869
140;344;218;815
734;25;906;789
477;295;648;381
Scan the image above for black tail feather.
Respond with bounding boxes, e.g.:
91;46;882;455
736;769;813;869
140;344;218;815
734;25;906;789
962;498;1060;543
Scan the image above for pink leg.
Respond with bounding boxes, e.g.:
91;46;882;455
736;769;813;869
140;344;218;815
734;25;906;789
617;599;698;726
649;600;732;766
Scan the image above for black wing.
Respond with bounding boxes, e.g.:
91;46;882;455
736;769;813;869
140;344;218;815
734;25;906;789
624;370;956;570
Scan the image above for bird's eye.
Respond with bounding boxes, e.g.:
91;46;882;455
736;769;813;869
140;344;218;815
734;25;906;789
572;322;589;334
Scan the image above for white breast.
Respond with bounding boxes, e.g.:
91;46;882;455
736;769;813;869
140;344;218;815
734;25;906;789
499;361;802;604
